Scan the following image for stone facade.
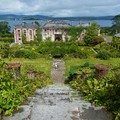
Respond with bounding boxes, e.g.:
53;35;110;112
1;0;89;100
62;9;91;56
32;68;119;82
14;22;37;44
42;21;71;42
14;21;99;43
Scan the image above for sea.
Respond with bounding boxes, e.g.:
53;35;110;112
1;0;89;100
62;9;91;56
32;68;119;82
0;19;113;33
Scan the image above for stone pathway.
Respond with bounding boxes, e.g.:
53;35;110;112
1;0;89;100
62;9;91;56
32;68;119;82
51;60;65;83
4;60;113;120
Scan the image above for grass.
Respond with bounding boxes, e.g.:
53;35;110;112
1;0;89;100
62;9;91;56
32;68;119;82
4;57;120;77
64;58;120;76
4;58;53;77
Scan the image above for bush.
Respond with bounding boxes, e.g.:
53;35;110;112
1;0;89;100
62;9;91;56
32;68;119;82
96;49;111;60
50;46;64;58
92;36;104;45
0;38;14;43
15;50;39;59
37;41;79;58
73;49;89;59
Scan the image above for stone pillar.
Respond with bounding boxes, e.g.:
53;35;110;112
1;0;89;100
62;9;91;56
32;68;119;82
27;71;36;81
36;72;45;79
5;63;21;80
95;64;109;79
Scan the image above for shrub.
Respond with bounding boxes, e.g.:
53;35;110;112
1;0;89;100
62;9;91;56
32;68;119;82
15;50;39;59
96;49;111;60
74;49;89;59
50;46;64;58
92;36;104;45
0;38;14;43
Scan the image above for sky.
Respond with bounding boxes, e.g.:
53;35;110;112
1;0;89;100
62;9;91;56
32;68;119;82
0;0;120;17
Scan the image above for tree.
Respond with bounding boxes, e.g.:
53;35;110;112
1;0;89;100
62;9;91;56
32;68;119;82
34;21;40;26
36;28;42;42
65;26;84;41
0;21;11;34
112;15;120;33
84;22;99;46
22;33;26;44
92;36;104;45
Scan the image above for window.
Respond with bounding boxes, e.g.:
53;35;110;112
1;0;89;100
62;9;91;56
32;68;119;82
18;30;21;37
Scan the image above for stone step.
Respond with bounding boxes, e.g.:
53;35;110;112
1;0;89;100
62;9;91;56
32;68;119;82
3;105;31;120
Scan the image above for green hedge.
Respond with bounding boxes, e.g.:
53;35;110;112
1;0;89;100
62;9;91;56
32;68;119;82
0;38;14;43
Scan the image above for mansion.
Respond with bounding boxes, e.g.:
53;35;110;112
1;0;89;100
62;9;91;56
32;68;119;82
14;22;37;44
42;21;71;42
14;21;90;44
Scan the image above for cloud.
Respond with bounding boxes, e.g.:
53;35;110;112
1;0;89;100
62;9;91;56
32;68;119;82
0;0;120;16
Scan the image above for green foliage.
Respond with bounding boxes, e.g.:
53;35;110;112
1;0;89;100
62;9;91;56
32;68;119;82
73;49;89;59
84;22;99;45
15;49;39;59
37;41;92;58
0;42;11;58
65;26;84;41
22;33;26;44
0;59;53;116
69;64;120;120
101;27;114;35
112;15;120;33
92;36;104;45
0;21;10;34
36;28;42;42
65;62;94;83
0;34;14;43
37;41;79;58
94;42;120;58
96;49;111;60
0;38;14;43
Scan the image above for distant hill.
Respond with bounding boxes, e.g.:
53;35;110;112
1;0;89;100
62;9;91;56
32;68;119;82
0;14;51;20
0;14;114;20
53;16;114;20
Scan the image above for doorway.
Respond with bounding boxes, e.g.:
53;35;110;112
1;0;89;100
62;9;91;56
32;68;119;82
55;34;62;41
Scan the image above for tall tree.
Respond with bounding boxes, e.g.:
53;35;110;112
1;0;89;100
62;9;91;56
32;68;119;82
112;15;120;33
65;26;84;41
0;21;11;34
84;22;99;45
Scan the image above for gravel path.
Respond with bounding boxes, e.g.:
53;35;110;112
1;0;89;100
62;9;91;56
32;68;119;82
4;60;113;120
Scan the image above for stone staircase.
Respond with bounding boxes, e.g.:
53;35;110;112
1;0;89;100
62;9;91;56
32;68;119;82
4;84;113;120
3;60;113;120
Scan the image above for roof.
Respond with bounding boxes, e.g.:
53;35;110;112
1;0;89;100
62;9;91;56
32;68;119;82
43;20;71;28
14;22;38;29
115;33;120;37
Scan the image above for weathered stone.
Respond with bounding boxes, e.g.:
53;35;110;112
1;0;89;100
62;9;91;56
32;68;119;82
36;71;45;79
3;105;31;120
95;64;109;79
5;62;21;80
27;71;36;81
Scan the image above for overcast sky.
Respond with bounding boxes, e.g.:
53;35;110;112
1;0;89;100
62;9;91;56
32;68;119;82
0;0;120;17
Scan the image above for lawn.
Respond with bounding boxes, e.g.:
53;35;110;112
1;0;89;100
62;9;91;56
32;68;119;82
64;58;120;76
4;58;53;77
4;57;120;77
